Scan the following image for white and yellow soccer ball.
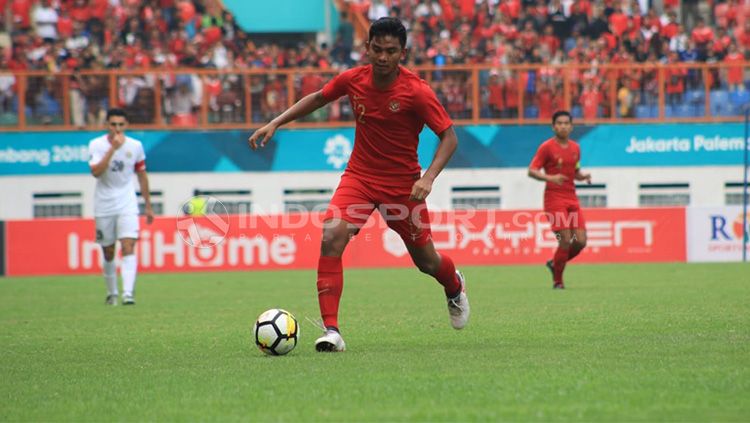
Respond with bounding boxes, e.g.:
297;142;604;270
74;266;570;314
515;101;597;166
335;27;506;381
252;309;299;356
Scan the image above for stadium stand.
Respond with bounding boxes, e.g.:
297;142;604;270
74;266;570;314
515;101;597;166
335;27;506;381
0;0;749;128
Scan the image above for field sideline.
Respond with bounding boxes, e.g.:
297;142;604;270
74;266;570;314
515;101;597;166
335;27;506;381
1;263;748;421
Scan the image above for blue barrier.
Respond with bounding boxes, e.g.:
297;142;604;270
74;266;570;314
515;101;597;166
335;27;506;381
1;123;747;175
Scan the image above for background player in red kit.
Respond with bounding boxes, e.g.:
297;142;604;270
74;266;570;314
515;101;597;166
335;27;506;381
247;18;469;352
528;111;592;289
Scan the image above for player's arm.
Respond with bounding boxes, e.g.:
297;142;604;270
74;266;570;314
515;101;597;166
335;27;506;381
528;145;567;185
136;169;154;224
574;164;592;184
248;91;330;150
410;126;457;201
90;134;125;177
529;168;567;185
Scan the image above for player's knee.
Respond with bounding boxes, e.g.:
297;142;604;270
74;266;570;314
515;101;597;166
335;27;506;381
558;237;574;249
120;241;136;256
320;230;347;256
102;246;115;261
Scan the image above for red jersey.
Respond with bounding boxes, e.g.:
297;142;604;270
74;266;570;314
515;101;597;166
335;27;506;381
321;65;453;187
529;138;581;200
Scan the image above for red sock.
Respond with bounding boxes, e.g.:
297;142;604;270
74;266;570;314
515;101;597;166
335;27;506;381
553;246;570;284
434;254;461;297
568;243;584;261
317;256;343;331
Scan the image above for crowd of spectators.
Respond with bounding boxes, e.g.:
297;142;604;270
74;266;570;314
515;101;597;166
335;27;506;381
0;0;748;125
347;0;750;119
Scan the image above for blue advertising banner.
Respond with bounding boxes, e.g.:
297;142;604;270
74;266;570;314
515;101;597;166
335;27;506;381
580;124;749;166
0;123;747;175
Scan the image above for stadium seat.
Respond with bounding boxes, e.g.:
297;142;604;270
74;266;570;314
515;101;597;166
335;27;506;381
635;105;650;119
675;104;693;117
649;105;659;118
693;104;706;117
524;106;539;118
571;105;583;118
709;90;728;116
685;90;704;105
730;90;750;109
717;104;739;116
664;105;674;118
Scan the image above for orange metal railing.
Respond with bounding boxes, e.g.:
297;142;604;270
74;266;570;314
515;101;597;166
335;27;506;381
0;62;748;132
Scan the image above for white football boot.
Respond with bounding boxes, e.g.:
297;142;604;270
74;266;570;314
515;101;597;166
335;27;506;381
447;270;470;330
122;294;135;305
314;329;346;352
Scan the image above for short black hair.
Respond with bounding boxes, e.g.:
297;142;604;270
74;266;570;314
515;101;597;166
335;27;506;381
369;17;407;48
106;108;128;121
552;110;572;125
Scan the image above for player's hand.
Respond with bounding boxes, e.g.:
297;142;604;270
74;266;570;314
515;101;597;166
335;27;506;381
110;133;125;150
144;206;155;224
248;123;278;150
410;176;433;202
548;174;568;185
579;172;592;185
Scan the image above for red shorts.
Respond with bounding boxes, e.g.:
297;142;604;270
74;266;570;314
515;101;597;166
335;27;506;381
544;197;586;232
324;173;432;246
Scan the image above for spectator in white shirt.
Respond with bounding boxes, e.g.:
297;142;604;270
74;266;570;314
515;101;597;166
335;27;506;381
33;0;59;41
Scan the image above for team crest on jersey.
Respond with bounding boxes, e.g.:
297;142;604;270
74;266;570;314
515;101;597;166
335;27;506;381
389;100;400;112
556;157;563;169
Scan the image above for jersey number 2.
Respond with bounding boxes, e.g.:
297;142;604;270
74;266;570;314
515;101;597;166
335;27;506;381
354;102;366;123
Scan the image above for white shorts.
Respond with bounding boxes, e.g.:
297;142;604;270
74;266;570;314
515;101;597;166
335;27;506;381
95;214;140;246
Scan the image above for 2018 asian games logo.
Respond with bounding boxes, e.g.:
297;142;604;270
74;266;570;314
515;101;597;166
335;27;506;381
323;134;352;169
710;213;750;241
176;195;230;248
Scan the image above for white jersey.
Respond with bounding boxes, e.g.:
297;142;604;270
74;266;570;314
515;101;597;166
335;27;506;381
88;134;146;217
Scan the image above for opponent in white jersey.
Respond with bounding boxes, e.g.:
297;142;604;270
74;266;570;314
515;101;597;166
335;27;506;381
88;108;154;306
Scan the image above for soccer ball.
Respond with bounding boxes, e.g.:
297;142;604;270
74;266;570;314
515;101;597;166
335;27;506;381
252;309;299;356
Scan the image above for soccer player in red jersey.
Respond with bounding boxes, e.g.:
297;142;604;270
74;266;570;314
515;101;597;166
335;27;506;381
247;18;469;352
528;111;591;289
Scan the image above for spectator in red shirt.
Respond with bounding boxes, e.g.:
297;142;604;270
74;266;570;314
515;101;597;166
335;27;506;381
89;0;109;20
503;73;519;118
723;43;745;91
69;0;91;23
660;10;679;39
579;77;600;119
498;0;520;20
608;7;628;37
540;24;560;56
690;17;714;59
536;81;558;120
712;27;732;58
11;0;33;30
736;22;750;51
665;52;687;105
519;21;539;57
487;71;505;118
57;8;74;38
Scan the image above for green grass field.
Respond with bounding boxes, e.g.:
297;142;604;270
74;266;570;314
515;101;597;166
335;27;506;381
1;263;748;421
